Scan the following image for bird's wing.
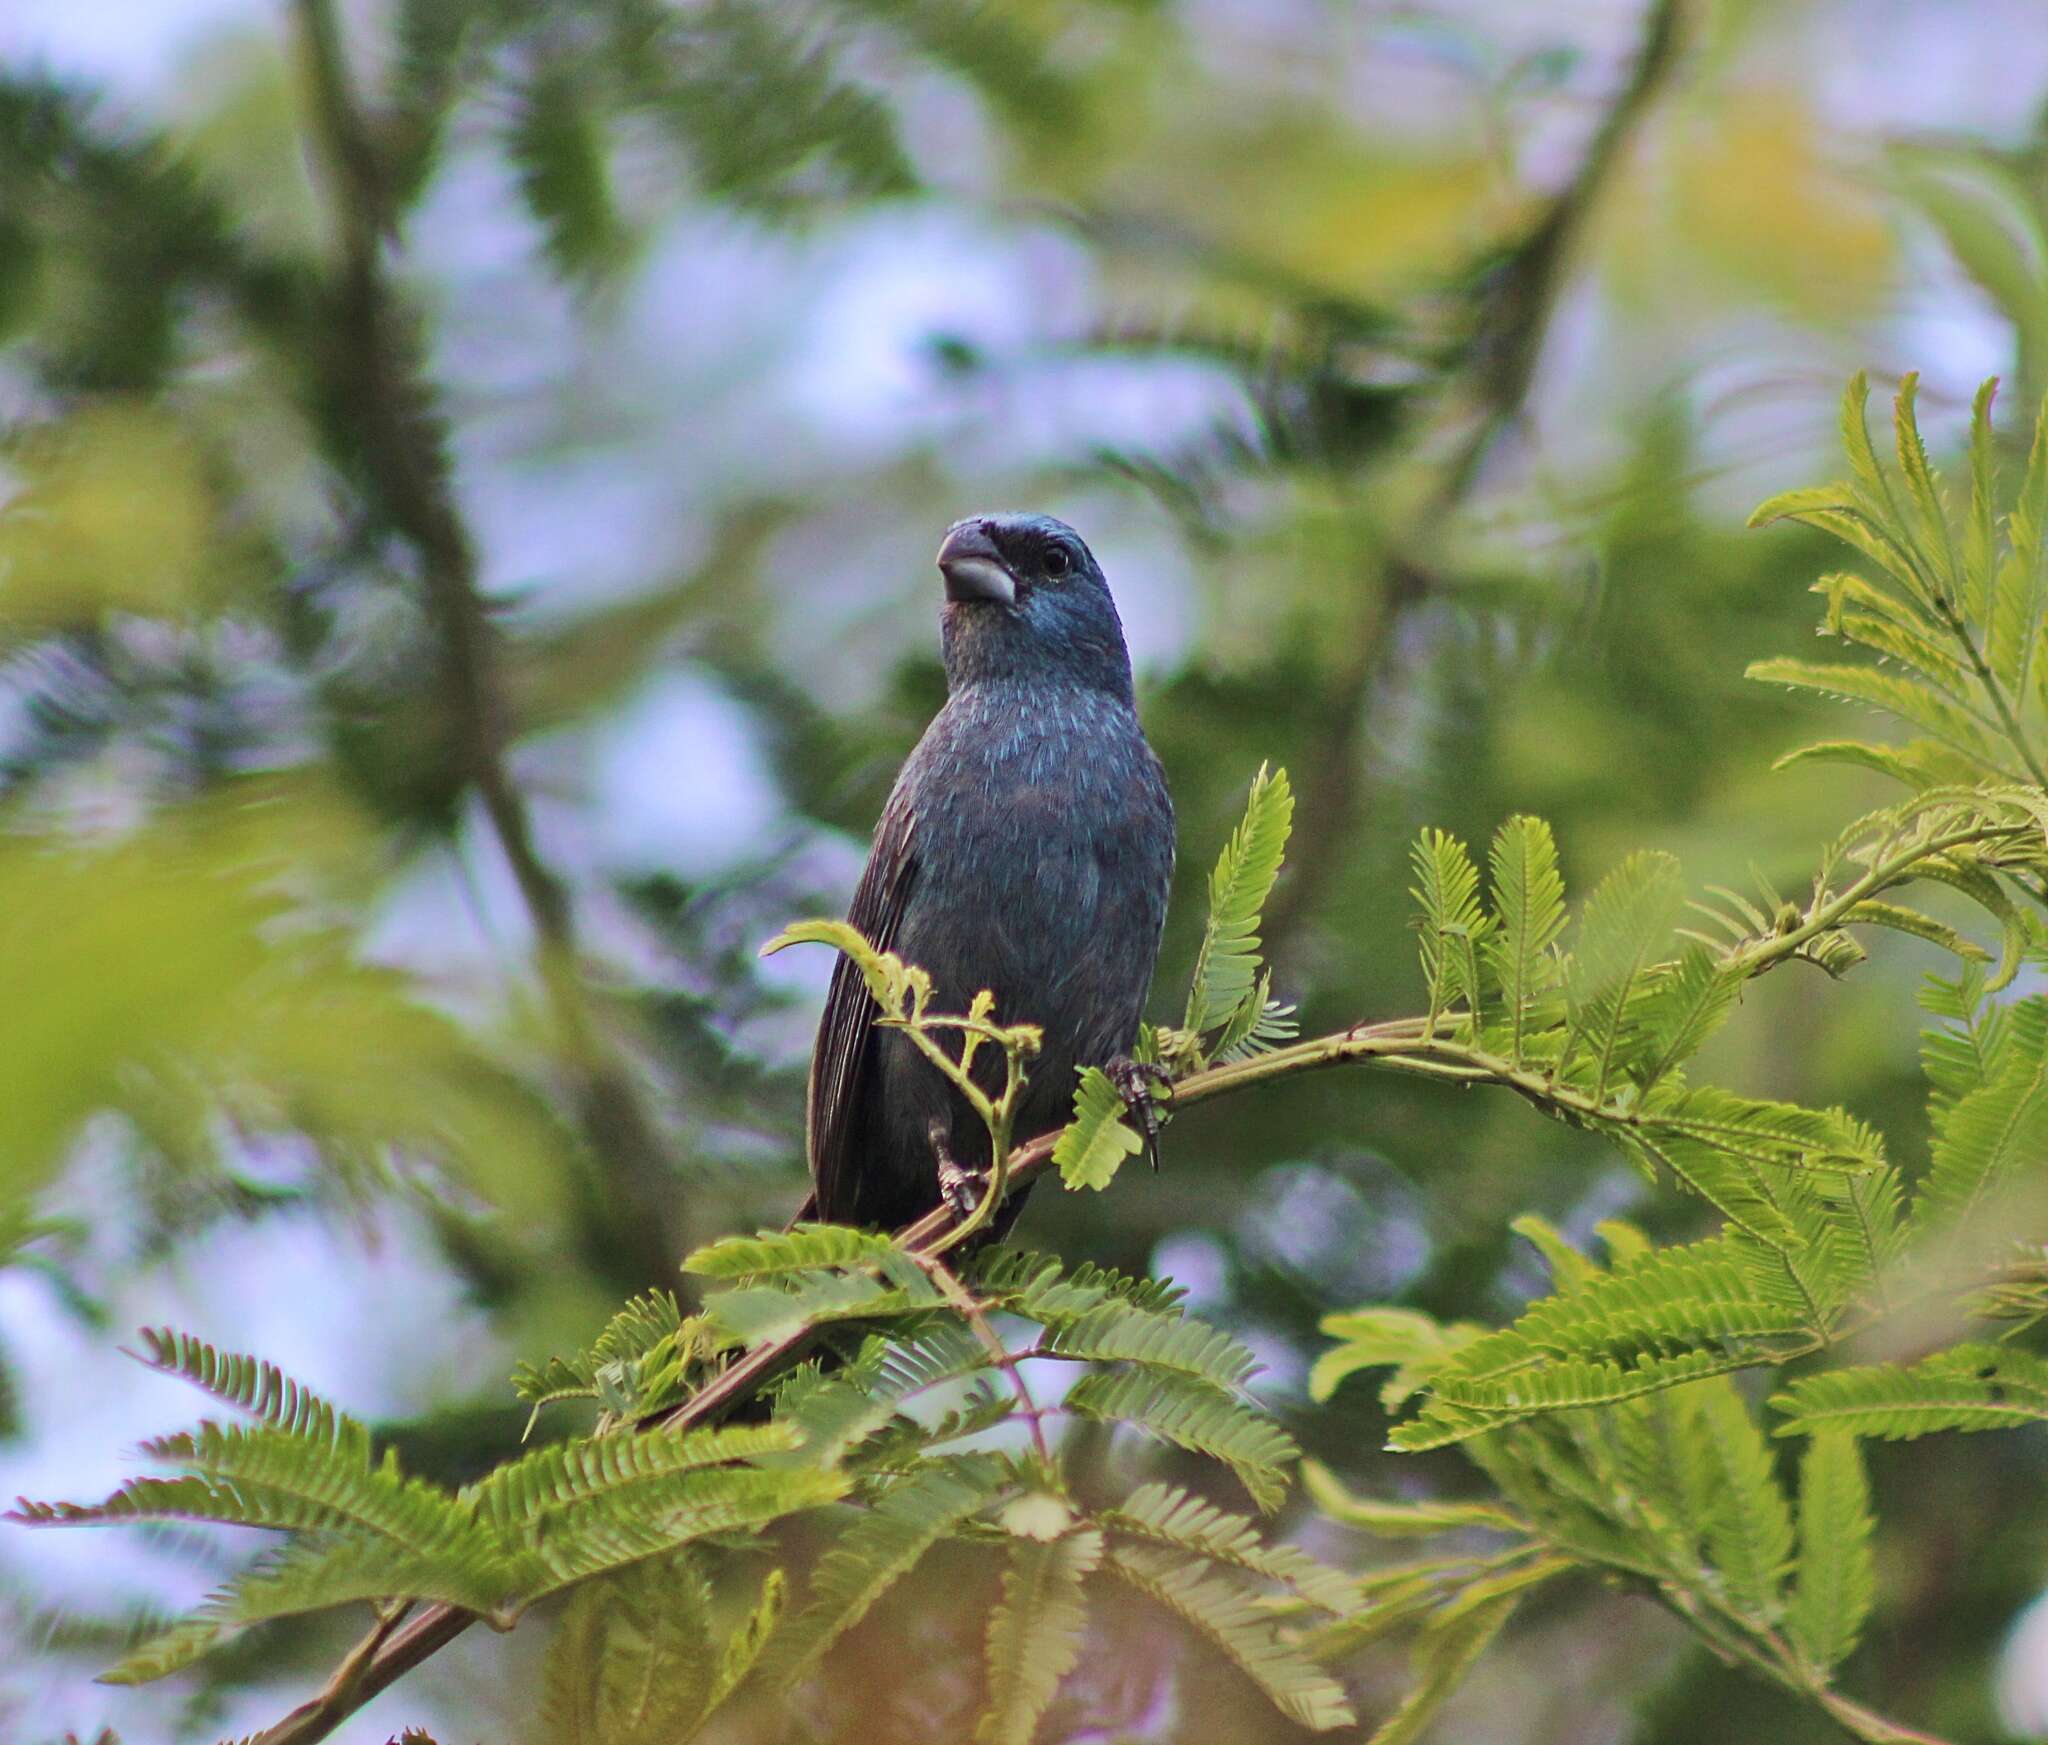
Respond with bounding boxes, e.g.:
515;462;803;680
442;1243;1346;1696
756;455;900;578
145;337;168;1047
804;792;919;1223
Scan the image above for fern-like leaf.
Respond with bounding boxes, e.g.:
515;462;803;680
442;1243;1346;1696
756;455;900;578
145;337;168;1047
1104;1544;1354;1730
976;1527;1101;1745
1772;1344;2048;1439
683;1225;900;1280
1053;1067;1143;1191
125;1328;345;1442
1063;1368;1297;1513
1365;1591;1524;1745
1109;1480;1357;1609
1040;1303;1260;1392
1697;1382;1794;1625
1300;1460;1521;1546
1563;851;1684;1094
1484;814;1567;1065
1410;828;1489;1035
759;1455;1008;1685
1789;1431;1875;1673
541;1553;715;1745
1908;996;2048;1251
1184;764;1294;1036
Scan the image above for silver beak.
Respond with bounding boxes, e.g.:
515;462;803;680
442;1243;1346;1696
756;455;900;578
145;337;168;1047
937;521;1017;606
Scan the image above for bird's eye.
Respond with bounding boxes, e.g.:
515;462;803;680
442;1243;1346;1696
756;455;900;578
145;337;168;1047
1043;546;1071;579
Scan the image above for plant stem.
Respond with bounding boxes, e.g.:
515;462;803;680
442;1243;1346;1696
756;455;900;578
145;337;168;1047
250;801;2010;1742
1936;595;2048;789
292;0;681;1291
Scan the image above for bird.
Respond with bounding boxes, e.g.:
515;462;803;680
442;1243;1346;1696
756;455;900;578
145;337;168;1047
797;512;1176;1236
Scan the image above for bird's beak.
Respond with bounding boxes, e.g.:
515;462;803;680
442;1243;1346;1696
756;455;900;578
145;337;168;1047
937;522;1017;607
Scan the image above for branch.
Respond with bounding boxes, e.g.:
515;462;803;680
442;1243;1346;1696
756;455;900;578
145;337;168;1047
247;788;2025;1742
1265;0;1688;954
291;0;679;1289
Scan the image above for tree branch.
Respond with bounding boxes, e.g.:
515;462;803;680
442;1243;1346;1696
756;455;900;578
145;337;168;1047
292;0;680;1289
1265;0;1688;955
246;792;2026;1743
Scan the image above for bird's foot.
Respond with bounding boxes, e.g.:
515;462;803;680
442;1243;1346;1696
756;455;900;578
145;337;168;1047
1107;1055;1173;1171
930;1124;988;1223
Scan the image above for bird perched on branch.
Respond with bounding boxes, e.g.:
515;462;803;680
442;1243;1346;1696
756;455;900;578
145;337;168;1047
798;513;1175;1234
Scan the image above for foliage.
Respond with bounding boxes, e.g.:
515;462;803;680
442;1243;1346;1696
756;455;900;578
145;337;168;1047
9;0;2048;1738
1300;376;2048;1740
18;1216;1359;1739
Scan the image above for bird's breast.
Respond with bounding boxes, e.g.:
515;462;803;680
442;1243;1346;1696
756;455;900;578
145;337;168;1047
894;688;1168;1036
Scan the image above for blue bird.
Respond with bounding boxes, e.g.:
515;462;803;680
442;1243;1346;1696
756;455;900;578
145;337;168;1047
799;513;1176;1233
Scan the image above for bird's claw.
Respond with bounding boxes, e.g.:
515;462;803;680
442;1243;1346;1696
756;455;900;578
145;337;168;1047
1107;1055;1173;1171
931;1128;988;1223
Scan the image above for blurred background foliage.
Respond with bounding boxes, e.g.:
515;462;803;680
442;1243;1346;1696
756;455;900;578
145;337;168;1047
2;0;2048;1739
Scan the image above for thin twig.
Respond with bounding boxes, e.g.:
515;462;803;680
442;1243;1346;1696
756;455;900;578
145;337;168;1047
247;792;2015;1743
918;1249;1055;1468
292;0;679;1289
1266;0;1689;955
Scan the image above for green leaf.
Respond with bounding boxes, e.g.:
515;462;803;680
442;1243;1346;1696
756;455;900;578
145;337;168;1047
1772;1344;2048;1439
1892;372;1962;602
2005;390;2048;696
1211;970;1300;1062
1840;899;1991;964
1483;1233;1815;1367
513;1292;705;1423
1840;371;1936;601
1104;1544;1354;1730
16;1418;472;1549
682;1224;900;1280
760;919;924;1017
1053;1067;1143;1192
1965;375;2000;619
635;1;916;212
520;1465;851;1598
976;1528;1101;1745
1893;152;2048;421
975;1249;1188;1320
1063;1368;1298;1514
1698;1382;1794;1625
1484;815;1567;1064
125;1328;346;1442
507;65;624;282
1392;1347;1763;1452
1109;1480;1357;1609
191;1530;518;1629
1563;850;1684;1093
774;1321;991;1466
1790;1431;1875;1672
1768;737;1974;788
98;1615;238;1688
1410;828;1489;1033
540;1553;716;1745
708;1567;785;1714
1365;1592;1521;1745
1632;944;1744;1089
759;1455;1008;1685
1508;1212;1597;1294
1300;1460;1521;1543
1310;1307;1461;1409
1040;1302;1260;1392
708;1270;918;1348
1748;482;1860;531
1746;658;2021;780
1909;997;2048;1250
1617;1127;1801;1251
1184;764;1294;1036
466;1421;801;1538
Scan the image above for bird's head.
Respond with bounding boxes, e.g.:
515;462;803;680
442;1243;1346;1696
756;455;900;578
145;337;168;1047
934;513;1133;698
